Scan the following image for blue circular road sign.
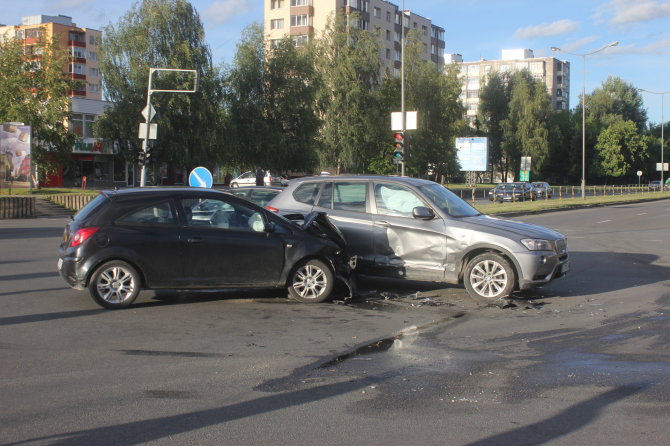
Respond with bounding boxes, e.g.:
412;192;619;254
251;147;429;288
189;166;213;188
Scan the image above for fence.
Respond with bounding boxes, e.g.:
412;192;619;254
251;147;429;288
46;194;95;211
0;196;35;218
457;184;670;204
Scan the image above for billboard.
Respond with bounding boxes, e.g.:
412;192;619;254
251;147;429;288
456;137;488;172
1;123;31;187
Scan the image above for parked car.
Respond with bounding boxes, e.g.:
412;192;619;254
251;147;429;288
489;182;534;202
58;188;355;309
267;175;569;302
230;171;283;187
531;181;553;199
648;180;667;191
228;186;284;207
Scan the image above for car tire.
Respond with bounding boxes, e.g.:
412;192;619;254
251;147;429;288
88;260;141;309
464;253;516;302
288;259;334;303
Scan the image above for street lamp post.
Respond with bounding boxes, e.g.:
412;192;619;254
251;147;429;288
551;41;619;200
638;89;669;190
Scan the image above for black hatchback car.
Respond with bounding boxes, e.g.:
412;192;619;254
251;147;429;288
58;188;354;309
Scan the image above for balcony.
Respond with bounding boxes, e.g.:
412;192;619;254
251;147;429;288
69;40;86;48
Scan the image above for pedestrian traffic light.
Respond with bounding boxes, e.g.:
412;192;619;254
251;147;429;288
393;132;405;161
145;144;154;163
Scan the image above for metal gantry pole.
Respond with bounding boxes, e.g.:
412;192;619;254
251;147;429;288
400;0;405;177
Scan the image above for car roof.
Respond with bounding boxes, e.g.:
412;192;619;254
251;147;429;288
287;175;437;186
101;187;230;201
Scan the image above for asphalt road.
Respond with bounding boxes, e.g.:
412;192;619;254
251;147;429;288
1;200;669;445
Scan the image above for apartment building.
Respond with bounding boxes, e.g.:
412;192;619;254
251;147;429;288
264;0;446;75
0;15;119;187
449;49;570;123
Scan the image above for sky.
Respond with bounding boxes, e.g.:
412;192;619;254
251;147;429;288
3;0;670;123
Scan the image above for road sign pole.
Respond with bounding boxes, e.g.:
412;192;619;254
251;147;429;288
140;70;154;187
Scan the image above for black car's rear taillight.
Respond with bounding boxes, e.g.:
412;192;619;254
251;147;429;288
70;227;100;247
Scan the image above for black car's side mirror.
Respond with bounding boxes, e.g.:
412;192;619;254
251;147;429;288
413;206;435;220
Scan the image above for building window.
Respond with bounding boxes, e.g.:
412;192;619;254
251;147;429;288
386;11;391;22
88;83;99;93
271;0;284;8
394;31;400;42
270;18;284;29
291;0;310;5
395;50;401;62
290;15;308;27
270;39;281;48
70;63;86;75
89;67;99;77
15;29;24;39
70;114;96;138
373;7;381;18
386;30;390;41
87;51;98;61
293;35;309;47
72;47;85;58
557;75;563;84
25;28;43;39
386;48;390;59
88;35;97;45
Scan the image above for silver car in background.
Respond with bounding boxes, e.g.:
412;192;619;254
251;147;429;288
267;175;569;302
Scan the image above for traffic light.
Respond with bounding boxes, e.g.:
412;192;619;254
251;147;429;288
137;150;146;166
145;143;154;163
393;132;405;161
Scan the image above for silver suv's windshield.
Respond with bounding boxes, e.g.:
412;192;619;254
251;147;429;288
418;183;480;218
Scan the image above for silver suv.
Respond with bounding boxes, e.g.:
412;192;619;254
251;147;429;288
267;175;569;302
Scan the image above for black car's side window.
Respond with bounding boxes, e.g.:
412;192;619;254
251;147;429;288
116;201;177;225
317;182;333;209
181;198;265;232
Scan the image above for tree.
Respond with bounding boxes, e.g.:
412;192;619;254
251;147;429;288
226;25;319;173
594;118;649;181
312;13;384;173
0;36;78;184
587;76;647;131
478;71;512;180
97;0;224;180
501;70;552;180
401;30;464;180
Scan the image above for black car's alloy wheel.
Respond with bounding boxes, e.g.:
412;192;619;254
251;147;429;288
288;259;334;303
88;260;141;309
464;253;515;301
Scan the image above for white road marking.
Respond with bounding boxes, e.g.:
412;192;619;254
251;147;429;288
637;212;648;216
597;219;611;224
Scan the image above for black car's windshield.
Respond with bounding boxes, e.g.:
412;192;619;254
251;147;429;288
418;183;480;218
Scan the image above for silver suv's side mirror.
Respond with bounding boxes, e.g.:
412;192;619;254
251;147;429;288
413;206;435;220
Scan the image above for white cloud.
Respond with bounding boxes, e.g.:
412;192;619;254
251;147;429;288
514;19;579;39
203;0;254;25
600;0;670;24
562;36;600;52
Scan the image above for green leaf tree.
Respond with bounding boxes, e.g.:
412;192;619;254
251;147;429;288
401;31;464;180
312;13;385;174
97;0;225;180
594;118;649;181
226;25;319;174
478;70;512;180
0;36;78;185
501;70;552;180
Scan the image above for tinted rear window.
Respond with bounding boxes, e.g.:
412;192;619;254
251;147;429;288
73;194;108;221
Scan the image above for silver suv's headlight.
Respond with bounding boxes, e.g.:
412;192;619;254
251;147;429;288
521;238;553;251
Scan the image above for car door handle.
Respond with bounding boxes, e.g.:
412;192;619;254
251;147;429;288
374;221;390;227
187;237;203;243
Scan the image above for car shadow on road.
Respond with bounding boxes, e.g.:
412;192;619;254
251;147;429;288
517;250;670;300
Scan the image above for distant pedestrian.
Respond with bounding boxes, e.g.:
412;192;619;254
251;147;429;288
224;172;232;187
255;167;265;186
